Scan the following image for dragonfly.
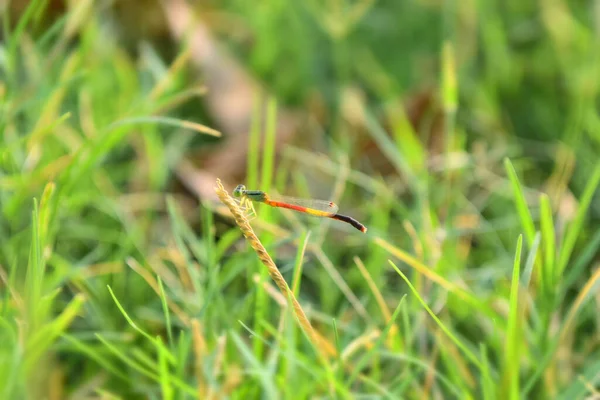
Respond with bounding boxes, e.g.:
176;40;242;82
232;184;367;233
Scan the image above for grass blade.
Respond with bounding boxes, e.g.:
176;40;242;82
230;331;278;399
345;295;406;387
522;232;540;290
504;158;536;245
502;235;522;400
539;194;556;293
389;261;482;371
480;344;496;400
157;336;174;400
106;285;176;364
556;162;600;277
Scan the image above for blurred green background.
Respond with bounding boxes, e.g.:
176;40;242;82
1;0;600;398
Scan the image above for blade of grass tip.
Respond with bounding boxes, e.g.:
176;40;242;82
504;158;536;246
400;294;412;349
388;105;425;175
38;181;56;249
108;116;221;137
389;261;483;371
502;235;522;400
149;47;192;100
158;277;173;348
441;41;457;197
340;330;381;362
480;344;496;400
153;86;208;116
106;285;176;365
346;295;406;387
441;40;458;118
556;162;600;278
539;193;556;293
157;336;174;400
522;232;540;290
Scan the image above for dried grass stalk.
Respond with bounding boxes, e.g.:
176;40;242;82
214;179;336;357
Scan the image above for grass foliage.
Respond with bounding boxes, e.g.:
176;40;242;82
1;1;600;399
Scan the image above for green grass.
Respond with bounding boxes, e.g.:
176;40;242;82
2;1;600;399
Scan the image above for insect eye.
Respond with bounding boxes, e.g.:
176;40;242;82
233;184;245;197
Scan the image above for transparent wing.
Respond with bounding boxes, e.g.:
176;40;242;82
270;195;339;214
